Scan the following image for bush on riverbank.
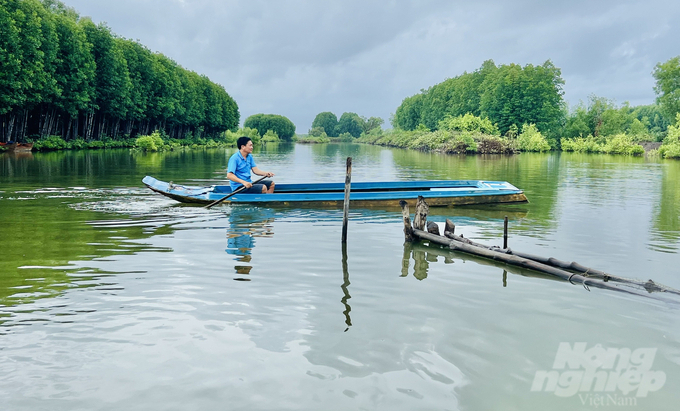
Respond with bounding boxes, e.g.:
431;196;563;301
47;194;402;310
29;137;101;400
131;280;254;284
296;135;331;144
356;128;518;154
658;116;680;158
560;134;645;155
223;127;260;146
134;130;239;152
517;124;551;152
32;136;137;151
261;130;281;143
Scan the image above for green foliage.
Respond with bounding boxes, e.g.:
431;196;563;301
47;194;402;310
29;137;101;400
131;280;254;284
479;61;565;138
394;60;565;142
628;118;651;141
244;114;296;141
560;134;643;155
602;134;645;155
0;0;239;143
311;112;338;137
337;132;354;142
296;134;330;144
261;129;280;142
659;114;680;158
560;136;602;153
517;124;551;152
308;126;328;138
336;112;363;137
134;130;165;152
356;128;516;154
394;94;424;131
562;97;664;149
438;113;499;135
223;127;260;145
654;56;680;122
360;116;384;134
32;135;68;150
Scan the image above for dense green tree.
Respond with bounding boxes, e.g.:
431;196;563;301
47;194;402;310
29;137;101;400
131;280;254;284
394;94;424;131
244;114;295;141
654;56;680;122
311;112;338;137
393;60;565;143
1;0;239;142
52;11;95;131
81;19;131;138
335;112;363;137
479;61;565;138
360;116;384;134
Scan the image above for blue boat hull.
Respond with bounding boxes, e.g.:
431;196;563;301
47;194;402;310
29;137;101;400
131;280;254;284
142;176;528;207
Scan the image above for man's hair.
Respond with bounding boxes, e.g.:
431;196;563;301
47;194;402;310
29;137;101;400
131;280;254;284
236;136;252;150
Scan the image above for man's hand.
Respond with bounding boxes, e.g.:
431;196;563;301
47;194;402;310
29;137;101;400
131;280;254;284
265;172;275;178
243;181;253;189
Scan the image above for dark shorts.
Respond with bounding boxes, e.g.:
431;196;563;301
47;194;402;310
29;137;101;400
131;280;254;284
238;179;273;193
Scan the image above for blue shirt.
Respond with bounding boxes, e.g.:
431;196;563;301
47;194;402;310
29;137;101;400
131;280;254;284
227;151;257;190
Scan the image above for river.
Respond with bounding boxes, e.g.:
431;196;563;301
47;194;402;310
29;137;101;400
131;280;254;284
1;143;679;410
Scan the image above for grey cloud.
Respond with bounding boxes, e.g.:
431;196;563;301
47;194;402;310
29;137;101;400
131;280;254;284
67;0;680;131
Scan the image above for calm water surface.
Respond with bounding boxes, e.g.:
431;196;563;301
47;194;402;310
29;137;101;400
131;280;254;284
1;143;679;410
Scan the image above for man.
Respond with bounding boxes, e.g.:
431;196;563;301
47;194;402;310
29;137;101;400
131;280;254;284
227;136;275;194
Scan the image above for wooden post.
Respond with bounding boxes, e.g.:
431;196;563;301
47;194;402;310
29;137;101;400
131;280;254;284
413;196;429;231
503;216;508;249
400;200;415;242
427;221;440;236
444;219;455;237
341;157;352;243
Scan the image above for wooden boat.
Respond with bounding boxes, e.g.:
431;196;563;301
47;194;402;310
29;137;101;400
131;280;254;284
0;142;33;152
143;176;528;207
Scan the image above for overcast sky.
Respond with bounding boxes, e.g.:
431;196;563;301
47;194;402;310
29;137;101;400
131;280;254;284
65;0;680;132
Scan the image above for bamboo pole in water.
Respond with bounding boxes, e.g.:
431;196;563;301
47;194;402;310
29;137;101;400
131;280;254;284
341;157;352;243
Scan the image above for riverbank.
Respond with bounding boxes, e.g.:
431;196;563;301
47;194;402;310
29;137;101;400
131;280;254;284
356;128;650;156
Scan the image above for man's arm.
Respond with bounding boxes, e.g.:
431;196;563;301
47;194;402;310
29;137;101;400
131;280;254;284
252;167;274;178
227;172;252;189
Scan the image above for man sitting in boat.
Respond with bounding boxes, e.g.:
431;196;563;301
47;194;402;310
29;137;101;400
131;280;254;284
226;137;275;194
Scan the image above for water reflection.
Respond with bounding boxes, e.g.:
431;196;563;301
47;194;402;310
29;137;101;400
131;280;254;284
651;160;680;252
403;241;564;287
341;243;352;331
402;242;455;280
225;207;275;278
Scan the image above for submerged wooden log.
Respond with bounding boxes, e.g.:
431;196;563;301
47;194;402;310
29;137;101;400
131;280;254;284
414;229;657;298
442;231;680;296
505;249;680;296
403;200;680;299
400;200;415;242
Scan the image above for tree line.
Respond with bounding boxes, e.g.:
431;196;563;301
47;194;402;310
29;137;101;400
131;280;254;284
393;57;680;152
393;60;564;143
0;0;239;144
310;111;384;138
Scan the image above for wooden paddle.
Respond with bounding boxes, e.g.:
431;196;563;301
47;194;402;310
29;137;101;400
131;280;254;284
205;175;269;209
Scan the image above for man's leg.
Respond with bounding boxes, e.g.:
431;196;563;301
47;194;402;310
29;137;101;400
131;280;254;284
261;180;275;194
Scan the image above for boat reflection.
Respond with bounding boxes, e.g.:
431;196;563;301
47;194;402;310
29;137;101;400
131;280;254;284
225;207;275;279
